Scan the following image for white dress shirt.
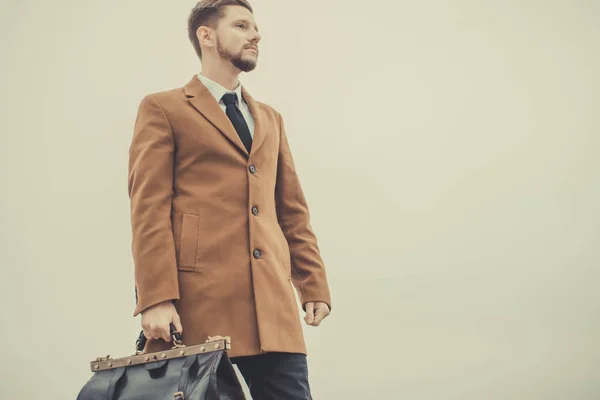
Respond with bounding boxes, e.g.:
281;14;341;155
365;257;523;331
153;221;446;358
197;72;255;138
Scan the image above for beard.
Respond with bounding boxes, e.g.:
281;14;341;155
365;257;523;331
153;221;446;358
216;37;257;72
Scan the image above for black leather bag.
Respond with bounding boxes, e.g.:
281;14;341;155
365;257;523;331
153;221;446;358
77;324;248;400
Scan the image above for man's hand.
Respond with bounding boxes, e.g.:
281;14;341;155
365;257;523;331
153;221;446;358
141;300;183;342
304;302;330;327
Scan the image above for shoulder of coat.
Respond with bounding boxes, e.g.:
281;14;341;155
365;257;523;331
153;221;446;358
254;100;281;120
138;86;190;109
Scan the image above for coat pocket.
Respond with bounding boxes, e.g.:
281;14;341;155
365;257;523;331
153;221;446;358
179;213;199;271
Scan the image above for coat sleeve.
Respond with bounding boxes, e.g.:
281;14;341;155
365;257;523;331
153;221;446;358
275;112;332;312
128;94;180;317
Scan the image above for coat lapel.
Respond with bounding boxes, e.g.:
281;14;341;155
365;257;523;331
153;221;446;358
184;75;249;156
184;75;268;158
241;86;267;156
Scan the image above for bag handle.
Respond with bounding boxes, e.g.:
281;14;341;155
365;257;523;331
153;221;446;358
135;323;183;354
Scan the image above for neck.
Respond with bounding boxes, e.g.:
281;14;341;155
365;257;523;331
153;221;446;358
200;59;241;91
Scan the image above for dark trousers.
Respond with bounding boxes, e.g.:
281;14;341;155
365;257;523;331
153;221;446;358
230;352;313;400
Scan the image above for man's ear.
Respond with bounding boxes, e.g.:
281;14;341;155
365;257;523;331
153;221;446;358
196;26;214;49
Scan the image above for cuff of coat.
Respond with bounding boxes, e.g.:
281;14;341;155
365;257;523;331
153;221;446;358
133;287;180;317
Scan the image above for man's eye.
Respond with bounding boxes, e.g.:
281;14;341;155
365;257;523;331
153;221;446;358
237;24;245;29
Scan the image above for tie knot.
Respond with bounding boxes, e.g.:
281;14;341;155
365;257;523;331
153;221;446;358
221;92;238;106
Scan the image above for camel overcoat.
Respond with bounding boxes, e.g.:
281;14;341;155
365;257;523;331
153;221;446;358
127;74;331;358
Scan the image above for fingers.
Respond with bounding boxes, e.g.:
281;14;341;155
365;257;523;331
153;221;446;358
312;304;330;326
142;328;152;340
172;312;183;335
142;322;172;342
304;302;330;327
140;301;184;343
161;324;172;342
142;324;162;340
304;302;315;325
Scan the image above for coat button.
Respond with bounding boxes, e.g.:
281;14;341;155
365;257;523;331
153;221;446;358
251;206;259;216
249;165;257;174
253;249;262;259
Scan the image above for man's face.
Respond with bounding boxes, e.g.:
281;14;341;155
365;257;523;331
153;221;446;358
214;6;261;72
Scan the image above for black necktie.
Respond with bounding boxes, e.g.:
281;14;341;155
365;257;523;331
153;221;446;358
221;92;252;153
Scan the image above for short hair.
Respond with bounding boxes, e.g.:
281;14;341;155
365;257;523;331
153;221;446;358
187;0;254;60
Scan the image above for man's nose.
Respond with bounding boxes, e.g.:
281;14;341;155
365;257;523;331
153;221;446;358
249;31;261;43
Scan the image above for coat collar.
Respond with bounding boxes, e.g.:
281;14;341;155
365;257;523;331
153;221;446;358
184;74;266;157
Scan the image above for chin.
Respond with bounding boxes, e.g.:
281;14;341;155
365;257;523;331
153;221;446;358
234;58;257;72
243;54;258;63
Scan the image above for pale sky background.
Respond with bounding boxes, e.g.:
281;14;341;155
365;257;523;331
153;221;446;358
1;0;599;399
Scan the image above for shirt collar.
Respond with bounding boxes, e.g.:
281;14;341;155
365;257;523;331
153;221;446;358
197;72;243;106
